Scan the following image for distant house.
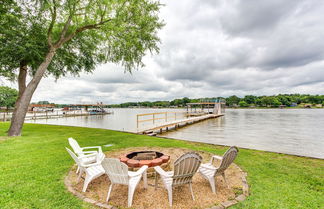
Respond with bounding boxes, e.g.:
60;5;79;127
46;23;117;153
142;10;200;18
315;104;323;108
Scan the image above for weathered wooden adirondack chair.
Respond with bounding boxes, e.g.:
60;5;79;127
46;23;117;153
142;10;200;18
68;137;103;173
199;146;239;193
101;158;148;207
154;152;202;206
66;147;105;192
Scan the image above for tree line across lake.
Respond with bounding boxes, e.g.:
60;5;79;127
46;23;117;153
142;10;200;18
108;94;324;108
1;86;323;109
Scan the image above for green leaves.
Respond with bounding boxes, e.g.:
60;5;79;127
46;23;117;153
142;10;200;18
0;0;163;79
0;86;18;108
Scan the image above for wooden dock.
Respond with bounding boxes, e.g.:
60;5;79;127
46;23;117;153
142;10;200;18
0;110;113;122
137;113;223;135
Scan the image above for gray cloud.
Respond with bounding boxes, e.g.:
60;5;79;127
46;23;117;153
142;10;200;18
218;0;299;35
10;0;323;104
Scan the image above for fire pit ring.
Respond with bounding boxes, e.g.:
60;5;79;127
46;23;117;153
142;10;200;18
119;151;170;168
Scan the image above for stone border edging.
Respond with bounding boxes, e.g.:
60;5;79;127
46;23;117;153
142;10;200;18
206;163;249;209
64;167;117;209
64;163;249;209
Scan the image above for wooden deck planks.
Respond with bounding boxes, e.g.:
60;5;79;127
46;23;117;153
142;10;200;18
138;114;224;134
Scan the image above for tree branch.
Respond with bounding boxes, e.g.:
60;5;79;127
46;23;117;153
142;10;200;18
54;14;73;47
54;1;77;48
47;0;57;46
59;19;112;46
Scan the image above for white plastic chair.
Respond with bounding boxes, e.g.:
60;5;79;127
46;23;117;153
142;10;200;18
154;152;202;206
101;158;148;207
199;146;239;193
68;137;103;173
66;147;105;192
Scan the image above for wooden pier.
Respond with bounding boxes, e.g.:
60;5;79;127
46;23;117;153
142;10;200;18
137;113;223;135
137;100;226;135
0;110;112;122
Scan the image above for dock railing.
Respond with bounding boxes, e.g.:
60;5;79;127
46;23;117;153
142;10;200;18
136;111;186;129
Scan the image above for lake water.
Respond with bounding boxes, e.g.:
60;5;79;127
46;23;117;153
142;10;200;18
29;108;324;159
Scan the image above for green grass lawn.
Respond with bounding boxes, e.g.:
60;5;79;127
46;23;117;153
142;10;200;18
0;123;323;209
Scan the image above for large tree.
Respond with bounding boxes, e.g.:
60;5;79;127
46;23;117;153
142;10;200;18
0;0;163;136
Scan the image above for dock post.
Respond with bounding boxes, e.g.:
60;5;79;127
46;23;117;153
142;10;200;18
137;115;139;129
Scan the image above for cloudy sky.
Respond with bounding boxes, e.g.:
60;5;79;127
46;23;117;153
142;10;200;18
3;0;324;104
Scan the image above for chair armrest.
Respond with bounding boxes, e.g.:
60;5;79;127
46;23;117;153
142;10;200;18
212;155;223;160
82;146;102;153
200;163;217;171
129;165;148;177
154;166;173;177
78;153;97;159
210;155;223;164
78;151;97;155
82;161;102;168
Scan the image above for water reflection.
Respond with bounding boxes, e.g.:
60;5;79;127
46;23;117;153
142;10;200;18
162;109;324;159
29;108;324;159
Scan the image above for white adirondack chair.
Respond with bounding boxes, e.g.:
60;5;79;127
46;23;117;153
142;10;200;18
199;146;239;193
68;137;102;155
154;152;202;206
66;147;105;192
101;158;148;207
68;137;103;173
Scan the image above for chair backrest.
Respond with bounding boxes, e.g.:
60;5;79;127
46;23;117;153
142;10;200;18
172;152;202;186
101;158;129;185
68;138;83;155
66;147;82;167
216;146;239;174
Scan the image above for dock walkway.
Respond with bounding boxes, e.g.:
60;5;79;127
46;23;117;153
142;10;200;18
137;113;223;134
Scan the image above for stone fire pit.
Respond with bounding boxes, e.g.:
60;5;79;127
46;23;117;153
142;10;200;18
119;151;170;168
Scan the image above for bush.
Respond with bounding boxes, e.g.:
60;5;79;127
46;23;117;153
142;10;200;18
239;101;249;107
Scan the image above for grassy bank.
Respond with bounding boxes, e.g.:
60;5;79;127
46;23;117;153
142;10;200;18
0;123;323;209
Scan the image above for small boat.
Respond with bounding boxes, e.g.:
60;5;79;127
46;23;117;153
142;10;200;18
88;108;106;115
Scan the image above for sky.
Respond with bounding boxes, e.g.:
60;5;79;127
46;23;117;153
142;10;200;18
2;0;324;104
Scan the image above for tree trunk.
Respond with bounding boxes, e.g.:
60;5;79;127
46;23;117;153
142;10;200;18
8;62;28;133
8;49;56;136
18;62;27;97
